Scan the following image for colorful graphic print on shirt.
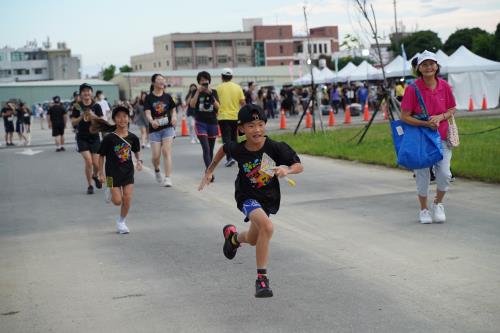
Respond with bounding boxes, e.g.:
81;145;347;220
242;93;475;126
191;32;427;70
153;101;166;117
242;158;272;189
114;143;131;163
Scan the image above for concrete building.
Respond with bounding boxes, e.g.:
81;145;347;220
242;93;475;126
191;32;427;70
112;65;303;101
131;19;339;70
0;41;80;83
0;79;119;106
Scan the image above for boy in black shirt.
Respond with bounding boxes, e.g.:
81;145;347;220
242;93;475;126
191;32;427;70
199;104;303;298
47;96;68;151
1;102;15;145
94;106;142;234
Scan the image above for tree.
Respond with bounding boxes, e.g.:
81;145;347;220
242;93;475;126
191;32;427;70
102;64;116;81
390;30;443;57
443;28;488;55
494;23;500;61
472;34;496;60
119;65;133;73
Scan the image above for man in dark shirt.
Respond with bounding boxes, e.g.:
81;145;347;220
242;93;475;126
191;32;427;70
1;102;15;145
47;96;67;152
70;83;104;194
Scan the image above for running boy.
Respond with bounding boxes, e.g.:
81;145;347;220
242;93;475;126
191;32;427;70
92;106;142;234
198;104;303;298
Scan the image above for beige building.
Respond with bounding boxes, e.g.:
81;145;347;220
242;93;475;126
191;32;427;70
131;31;254;72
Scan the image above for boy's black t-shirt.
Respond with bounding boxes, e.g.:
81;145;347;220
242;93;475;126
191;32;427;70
16;108;24;122
98;132;140;180
194;89;219;125
70;101;103;139
1;107;14;124
223;137;301;215
47;104;67;125
144;92;176;133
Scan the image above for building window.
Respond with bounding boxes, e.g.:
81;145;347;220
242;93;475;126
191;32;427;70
165;45;169;51
34;68;43;74
324;44;328;53
319;44;323;53
308;44;312;54
196;56;209;65
215;40;232;47
313;44;317;54
14;69;30;75
237;54;248;63
280;62;284;65
166;60;169;66
139;64;142;70
255;42;265;66
175;57;191;66
174;41;191;49
236;39;252;47
279;45;284;54
11;52;26;61
279;27;283;37
217;55;228;64
0;69;12;77
195;41;212;48
0;52;6;61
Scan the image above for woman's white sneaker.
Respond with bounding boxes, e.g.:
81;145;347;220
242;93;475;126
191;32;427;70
419;209;433;224
163;177;173;187
155;171;163;184
116;219;129;234
431;203;446;223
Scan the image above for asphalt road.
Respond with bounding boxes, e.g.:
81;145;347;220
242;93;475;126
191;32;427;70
1;124;499;333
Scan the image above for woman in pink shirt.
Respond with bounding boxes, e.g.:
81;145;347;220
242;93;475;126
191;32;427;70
401;50;457;224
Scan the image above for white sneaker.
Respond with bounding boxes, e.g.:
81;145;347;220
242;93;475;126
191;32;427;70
104;187;111;204
431;203;446;223
163;177;173;187
116;219;129;234
155;171;163;184
145;143;151;149
419;209;433;224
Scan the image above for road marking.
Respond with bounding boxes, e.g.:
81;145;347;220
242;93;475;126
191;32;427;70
16;148;43;156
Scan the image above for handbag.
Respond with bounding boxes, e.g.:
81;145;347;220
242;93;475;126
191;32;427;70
446;114;459;148
391;83;443;170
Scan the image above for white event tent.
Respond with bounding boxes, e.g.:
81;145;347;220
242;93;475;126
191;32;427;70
293;66;337;85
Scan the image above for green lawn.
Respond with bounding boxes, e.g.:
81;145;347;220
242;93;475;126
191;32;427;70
271;117;500;183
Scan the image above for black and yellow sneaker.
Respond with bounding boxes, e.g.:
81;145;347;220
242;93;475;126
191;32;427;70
255;276;273;298
222;224;239;260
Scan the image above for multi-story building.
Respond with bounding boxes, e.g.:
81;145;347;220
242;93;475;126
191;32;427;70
131;19;340;71
0;41;80;82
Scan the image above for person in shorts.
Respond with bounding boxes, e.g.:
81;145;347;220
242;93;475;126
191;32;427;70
47;96;68;152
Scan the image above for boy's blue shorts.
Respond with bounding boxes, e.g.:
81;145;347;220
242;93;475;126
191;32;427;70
241;199;269;222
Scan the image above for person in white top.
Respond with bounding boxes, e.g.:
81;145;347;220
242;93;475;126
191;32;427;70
95;91;111;121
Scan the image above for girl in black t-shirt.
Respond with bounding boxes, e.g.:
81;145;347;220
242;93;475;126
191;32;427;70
189;71;220;176
92;106;142;234
199;105;303;298
144;74;178;187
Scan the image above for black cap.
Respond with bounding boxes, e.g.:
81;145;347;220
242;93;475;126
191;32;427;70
111;106;130;119
79;83;93;93
237;104;267;135
53;96;60;103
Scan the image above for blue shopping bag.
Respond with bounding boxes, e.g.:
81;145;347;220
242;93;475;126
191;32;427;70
391;83;443;169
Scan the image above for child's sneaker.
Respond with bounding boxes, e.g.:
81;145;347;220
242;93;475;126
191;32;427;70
155;171;163;184
104;187;111;204
255;277;273;298
222;224;239;259
116;219;129;234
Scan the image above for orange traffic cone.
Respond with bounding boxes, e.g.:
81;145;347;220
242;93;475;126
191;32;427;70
362;102;370;121
305;110;312;128
328;107;335;127
280;109;287;129
181;116;189;137
482;95;488;110
468;95;474;112
344;105;352;124
217;125;222;137
383;108;388;120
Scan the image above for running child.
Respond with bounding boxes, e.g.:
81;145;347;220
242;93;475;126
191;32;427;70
198;104;303;298
91;106;142;234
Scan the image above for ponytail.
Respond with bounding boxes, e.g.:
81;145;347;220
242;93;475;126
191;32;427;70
149;84;154;94
90;118;116;134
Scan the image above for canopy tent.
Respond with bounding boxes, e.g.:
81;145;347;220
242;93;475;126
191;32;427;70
446;46;500;109
335;62;357;82
384;55;412;78
435;50;449;74
343;61;383;81
292;66;337;85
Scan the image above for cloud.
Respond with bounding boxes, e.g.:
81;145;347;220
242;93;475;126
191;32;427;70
423;6;461;16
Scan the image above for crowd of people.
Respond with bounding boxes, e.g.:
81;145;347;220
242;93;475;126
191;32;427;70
1;50;458;298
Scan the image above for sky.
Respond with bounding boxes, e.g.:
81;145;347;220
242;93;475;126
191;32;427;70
1;0;499;77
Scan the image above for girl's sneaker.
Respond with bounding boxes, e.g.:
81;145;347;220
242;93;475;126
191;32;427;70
222;224;239;259
163;177;173;187
104;188;111;203
155;171;163;184
255;277;273;298
116;219;129;234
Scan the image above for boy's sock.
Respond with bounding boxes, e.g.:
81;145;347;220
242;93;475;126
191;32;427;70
119;216;126;223
257;268;267;279
231;233;240;247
